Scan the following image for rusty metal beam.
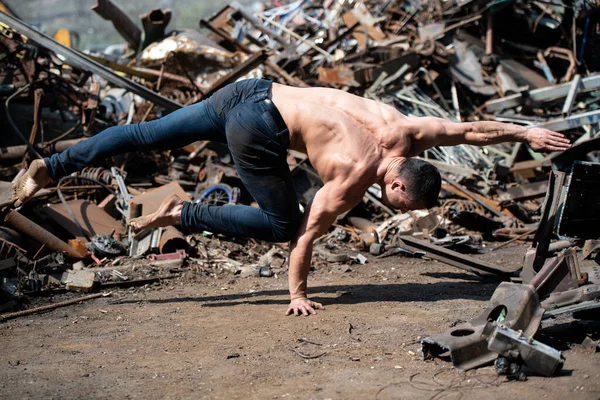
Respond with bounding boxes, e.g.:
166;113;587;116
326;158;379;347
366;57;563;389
92;0;141;51
4;210;86;259
399;235;517;279
422;282;545;371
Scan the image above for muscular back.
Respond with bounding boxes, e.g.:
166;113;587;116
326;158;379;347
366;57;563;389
271;84;412;188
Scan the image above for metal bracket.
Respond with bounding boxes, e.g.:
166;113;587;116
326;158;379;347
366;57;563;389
484;322;564;377
421;282;544;371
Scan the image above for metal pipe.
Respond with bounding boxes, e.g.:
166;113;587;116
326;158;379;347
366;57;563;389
158;226;187;254
544;47;577;82
140;8;172;50
4;210;85;259
0;138;85;160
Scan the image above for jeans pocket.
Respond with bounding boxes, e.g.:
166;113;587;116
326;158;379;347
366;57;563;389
231;112;278;159
258;101;290;146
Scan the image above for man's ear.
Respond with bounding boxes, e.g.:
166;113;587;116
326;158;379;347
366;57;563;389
391;180;406;192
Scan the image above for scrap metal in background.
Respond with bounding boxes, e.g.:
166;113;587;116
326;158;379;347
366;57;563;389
0;11;182;112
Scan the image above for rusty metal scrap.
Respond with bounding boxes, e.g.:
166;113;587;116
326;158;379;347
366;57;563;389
4;210;86;259
92;0;141;52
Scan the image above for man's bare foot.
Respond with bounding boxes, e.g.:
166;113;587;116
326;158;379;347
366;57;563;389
129;195;184;231
11;159;53;207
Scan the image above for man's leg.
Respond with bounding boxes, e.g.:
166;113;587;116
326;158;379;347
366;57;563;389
12;100;224;206
172;99;300;242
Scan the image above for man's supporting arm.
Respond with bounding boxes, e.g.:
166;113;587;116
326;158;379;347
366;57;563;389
287;182;361;316
406;117;571;156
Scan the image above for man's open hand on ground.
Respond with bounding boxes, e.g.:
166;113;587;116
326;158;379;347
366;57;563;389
525;127;571;152
286;297;324;316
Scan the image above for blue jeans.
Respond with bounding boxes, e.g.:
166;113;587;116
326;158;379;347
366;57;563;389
44;79;301;242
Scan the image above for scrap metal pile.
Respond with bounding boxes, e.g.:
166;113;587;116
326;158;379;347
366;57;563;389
0;0;599;377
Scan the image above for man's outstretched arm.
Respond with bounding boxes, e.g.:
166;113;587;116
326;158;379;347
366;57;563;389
405;117;571;156
287;182;362;316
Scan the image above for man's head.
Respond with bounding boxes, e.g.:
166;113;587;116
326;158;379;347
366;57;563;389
381;158;441;212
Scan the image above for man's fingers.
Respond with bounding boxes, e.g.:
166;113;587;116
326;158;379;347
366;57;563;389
547;145;568;151
553;138;571;145
287;300;324;317
304;305;316;315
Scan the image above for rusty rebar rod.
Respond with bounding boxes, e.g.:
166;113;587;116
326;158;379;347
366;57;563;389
0;292;108;321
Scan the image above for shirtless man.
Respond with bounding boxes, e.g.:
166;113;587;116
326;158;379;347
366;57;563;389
12;79;571;316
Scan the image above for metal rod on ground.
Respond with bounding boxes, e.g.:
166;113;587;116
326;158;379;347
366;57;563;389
399;235;517;279
0;293;108;321
492;228;537;251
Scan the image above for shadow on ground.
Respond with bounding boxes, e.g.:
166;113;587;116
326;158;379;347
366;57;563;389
113;280;498;308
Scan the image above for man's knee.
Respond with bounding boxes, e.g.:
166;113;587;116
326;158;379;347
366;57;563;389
270;214;301;242
271;226;297;242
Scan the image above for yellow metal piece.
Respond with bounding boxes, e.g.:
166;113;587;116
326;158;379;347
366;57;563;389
53;28;72;48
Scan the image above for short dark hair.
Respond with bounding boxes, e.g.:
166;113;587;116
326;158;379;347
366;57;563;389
397;159;441;209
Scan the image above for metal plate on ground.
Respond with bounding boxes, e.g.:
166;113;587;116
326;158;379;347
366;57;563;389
44;200;124;241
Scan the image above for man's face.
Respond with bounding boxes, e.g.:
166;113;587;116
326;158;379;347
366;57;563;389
381;180;425;213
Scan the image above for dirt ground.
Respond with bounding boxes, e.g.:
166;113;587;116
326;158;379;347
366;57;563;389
1;243;599;400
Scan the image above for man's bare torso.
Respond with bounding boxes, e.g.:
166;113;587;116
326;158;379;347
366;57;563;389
271;83;413;191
